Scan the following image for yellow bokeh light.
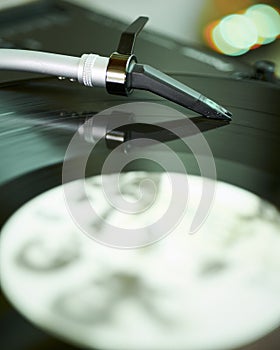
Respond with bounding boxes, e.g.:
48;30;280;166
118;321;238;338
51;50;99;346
212;14;258;56
204;4;280;56
245;4;280;45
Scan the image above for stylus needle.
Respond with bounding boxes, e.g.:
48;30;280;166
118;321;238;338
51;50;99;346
105;16;232;121
129;63;232;121
0;48;232;121
0;16;232;121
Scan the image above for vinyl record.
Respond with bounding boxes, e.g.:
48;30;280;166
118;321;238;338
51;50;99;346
0;72;279;349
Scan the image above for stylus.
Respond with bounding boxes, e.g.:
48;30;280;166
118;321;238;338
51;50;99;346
0;17;232;121
129;63;232;120
0;48;231;121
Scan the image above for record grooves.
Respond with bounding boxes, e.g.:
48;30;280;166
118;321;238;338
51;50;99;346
0;74;279;225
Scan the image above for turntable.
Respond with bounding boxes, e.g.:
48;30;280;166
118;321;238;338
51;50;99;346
0;1;280;350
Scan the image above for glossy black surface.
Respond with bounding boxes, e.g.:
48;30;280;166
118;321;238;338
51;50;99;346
1;74;279;212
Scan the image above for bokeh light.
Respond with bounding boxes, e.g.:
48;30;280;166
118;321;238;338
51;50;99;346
205;4;280;56
245;4;280;45
211;14;258;56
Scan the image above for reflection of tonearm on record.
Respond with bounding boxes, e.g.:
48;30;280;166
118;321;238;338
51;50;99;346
33;109;230;150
